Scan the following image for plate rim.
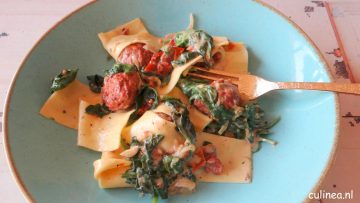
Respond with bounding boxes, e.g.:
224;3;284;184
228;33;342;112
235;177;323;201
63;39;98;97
2;0;340;202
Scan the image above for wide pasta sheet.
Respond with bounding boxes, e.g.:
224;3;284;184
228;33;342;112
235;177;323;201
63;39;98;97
40;80;101;129
98;18;149;42
195;132;252;183
214;42;248;74
78;100;134;152
93;132;252;188
122;103;185;154
157;55;203;95
98;18;161;62
93;150;131;188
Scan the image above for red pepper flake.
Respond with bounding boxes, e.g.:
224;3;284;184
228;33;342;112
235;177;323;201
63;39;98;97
173;47;185;60
121;27;129;35
226;42;235;50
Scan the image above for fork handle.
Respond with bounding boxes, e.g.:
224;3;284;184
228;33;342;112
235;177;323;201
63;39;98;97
276;82;360;95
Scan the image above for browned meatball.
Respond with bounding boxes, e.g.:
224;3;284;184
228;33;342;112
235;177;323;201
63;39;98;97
102;72;142;111
211;79;241;109
192;79;241;115
118;43;153;68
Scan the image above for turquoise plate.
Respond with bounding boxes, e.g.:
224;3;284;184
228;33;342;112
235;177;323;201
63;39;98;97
4;0;339;202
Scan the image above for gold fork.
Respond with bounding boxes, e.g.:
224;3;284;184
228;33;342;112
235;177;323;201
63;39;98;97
188;67;360;100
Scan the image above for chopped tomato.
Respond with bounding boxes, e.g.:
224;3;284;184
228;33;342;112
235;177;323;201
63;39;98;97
143;51;172;76
143;51;163;72
168;39;176;46
193;99;210;115
189;143;224;175
173;47;185;60
204;157;223;175
189;147;206;171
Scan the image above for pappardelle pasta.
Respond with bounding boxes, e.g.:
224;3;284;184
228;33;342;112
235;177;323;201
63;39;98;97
40;15;279;202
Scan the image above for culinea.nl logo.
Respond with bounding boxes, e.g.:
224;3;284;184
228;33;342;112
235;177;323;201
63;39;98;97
308;190;354;200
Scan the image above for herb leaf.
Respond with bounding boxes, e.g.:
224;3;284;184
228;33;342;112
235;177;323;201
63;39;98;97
85;103;112;118
86;74;104;93
50;69;78;93
104;63;136;76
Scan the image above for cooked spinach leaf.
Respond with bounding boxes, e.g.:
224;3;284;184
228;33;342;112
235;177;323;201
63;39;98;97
50;69;78;93
205;103;280;152
123;134;169;198
178;78;234;123
241;104;279;152
174;29;213;65
123;133;196;199
162;98;196;144
104;63;136;76
162;155;183;175
86;74;104;93
127;86;159;125
171;51;198;67
85;103;112;118
179;78;279;151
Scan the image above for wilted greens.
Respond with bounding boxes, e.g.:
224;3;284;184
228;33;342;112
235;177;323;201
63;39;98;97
50;69;78;93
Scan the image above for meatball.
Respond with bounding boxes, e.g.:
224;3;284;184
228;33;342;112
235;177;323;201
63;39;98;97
102;72;142;111
118;43;153;68
192;79;241;114
211;79;241;109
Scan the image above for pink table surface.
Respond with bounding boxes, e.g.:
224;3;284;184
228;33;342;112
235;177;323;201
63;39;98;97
1;0;359;202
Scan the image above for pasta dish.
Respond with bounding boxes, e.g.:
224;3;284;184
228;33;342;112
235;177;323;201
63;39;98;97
39;15;279;202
